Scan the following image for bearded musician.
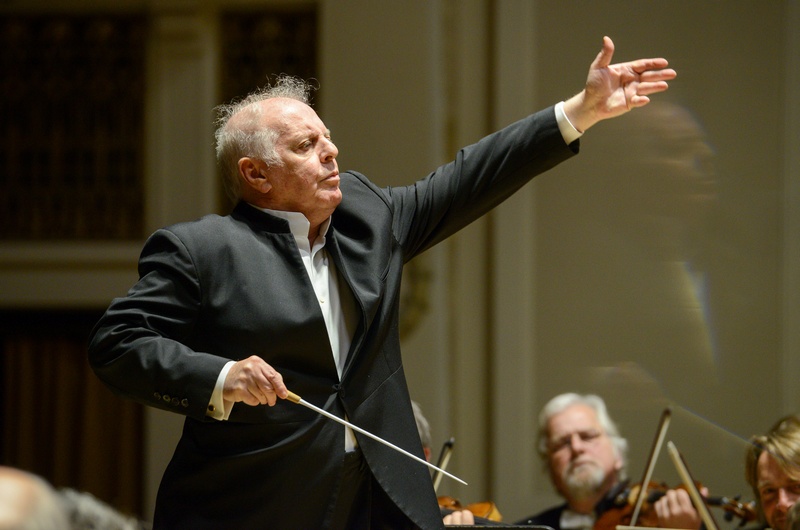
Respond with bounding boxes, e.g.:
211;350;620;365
514;393;704;529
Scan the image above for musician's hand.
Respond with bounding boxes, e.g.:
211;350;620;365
443;509;475;526
654;487;708;530
223;355;288;406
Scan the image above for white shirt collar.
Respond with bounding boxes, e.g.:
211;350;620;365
560;509;596;530
249;205;332;242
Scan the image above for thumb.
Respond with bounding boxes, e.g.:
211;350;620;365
592;36;615;69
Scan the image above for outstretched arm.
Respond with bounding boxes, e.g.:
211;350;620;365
563;36;677;132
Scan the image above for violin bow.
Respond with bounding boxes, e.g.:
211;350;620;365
286;390;468;486
667;440;721;530
630;408;672;527
433;437;455;493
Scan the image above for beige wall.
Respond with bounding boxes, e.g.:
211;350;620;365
321;1;800;521
2;0;798;523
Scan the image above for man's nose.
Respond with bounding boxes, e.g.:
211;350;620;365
777;488;796;510
568;433;587;453
321;138;338;162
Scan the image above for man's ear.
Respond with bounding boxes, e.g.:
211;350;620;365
238;157;272;194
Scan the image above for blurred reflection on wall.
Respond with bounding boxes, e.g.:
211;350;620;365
535;100;779;440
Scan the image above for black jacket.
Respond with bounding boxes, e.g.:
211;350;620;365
89;106;578;530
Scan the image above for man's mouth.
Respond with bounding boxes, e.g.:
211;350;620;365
568;459;600;473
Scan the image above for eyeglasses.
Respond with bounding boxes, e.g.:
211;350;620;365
547;429;605;454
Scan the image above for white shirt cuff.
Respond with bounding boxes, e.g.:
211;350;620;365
207;361;235;421
555;100;583;145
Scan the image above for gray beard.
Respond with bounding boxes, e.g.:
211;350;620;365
563;462;606;501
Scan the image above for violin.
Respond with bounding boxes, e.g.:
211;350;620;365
594;410;757;530
432;437;504;524
438;495;504;523
593;481;757;530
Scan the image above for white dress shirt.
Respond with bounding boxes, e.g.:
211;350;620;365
207;209;358;449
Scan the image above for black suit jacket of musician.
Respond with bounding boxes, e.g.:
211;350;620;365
88;106;578;529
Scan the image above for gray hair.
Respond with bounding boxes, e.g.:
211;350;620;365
59;489;148;530
412;400;432;451
536;393;629;479
214;75;317;204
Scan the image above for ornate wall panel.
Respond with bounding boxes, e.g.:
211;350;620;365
219;8;317;105
0;15;146;240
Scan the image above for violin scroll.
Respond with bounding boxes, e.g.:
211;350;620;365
708;495;757;527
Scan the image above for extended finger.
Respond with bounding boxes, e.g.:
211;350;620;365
592;36;615;69
638;69;677;83
628;57;672;74
634;81;671;96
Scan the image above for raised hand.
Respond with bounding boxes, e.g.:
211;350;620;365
564;36;677;131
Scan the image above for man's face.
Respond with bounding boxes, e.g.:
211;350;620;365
258;98;341;224
546;404;623;502
757;451;800;530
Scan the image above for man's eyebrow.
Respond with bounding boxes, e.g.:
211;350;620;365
303;128;331;138
756;479;800;489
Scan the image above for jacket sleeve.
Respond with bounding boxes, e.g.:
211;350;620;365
87;227;229;420
387;105;579;259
